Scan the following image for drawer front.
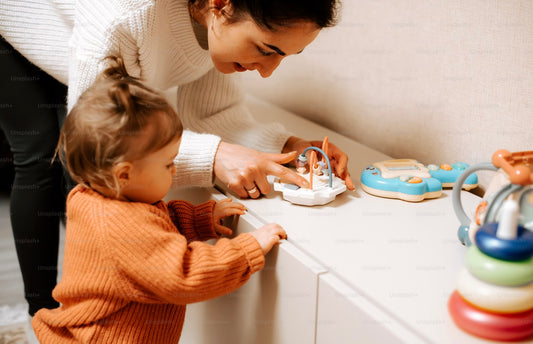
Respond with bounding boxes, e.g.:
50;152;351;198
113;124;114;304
316;274;427;344
172;188;327;344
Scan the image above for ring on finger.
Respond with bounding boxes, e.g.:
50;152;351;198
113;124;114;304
246;186;258;194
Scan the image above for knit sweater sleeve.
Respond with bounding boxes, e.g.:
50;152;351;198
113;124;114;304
69;0;221;188
177;68;293;154
0;0;73;84
67;0;145;111
101;201;265;305
167;199;219;242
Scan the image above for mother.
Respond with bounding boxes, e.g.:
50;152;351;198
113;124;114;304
0;0;353;317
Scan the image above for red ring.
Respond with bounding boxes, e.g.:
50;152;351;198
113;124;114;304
448;290;533;341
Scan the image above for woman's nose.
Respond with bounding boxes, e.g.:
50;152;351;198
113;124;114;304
257;56;283;78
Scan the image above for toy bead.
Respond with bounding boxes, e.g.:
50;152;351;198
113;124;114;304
511;165;532;185
466;245;533;287
492;149;533;185
296;154;308;174
448;290;533;342
475;222;533;261
456;268;533;313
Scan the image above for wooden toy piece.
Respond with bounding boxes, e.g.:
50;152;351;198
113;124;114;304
492;149;533;186
308;150;317;189
321;136;329;164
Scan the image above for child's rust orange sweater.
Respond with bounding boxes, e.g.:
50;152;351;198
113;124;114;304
33;185;265;343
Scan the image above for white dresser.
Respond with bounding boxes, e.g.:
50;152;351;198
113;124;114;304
168;97;529;344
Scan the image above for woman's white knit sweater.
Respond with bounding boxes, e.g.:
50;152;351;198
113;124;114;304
0;0;291;187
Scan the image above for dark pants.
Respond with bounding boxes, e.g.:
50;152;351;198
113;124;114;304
0;36;71;316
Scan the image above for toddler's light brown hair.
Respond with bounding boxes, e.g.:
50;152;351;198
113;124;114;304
57;56;183;194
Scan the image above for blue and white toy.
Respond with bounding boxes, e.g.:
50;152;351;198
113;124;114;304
427;162;478;189
360;159;443;202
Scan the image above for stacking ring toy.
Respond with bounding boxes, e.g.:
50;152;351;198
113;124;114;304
448;290;533;342
456;268;533;313
475;222;533;261
466;246;533;286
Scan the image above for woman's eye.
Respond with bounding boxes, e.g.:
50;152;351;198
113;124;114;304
258;47;274;56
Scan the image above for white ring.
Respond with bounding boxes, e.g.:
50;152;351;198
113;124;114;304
246;186;258;194
456;268;533;313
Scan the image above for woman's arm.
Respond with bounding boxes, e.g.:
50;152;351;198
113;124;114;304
177;69;354;193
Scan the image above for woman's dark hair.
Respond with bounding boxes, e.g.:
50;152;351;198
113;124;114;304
190;0;340;30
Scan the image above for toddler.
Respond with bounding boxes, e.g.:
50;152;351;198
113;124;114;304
32;56;287;343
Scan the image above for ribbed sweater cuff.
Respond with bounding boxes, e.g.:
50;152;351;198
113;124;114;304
172;130;221;188
234;234;265;273
193;200;217;240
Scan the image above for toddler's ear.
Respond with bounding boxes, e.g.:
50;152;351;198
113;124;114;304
112;162;133;186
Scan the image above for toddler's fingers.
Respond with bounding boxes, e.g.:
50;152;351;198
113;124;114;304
214;224;233;236
228;202;246;211
220;206;246;217
275;229;287;240
218;198;246;210
267;223;287;239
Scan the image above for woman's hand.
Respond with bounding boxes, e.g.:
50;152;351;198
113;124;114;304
214;142;310;199
283;136;355;191
212;198;246;236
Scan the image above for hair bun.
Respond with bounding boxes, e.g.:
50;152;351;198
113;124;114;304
101;56;137;113
108;81;134;114
102;56;130;81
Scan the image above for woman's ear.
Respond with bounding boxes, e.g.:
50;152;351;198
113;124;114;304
210;0;229;11
112;162;133;187
210;0;232;16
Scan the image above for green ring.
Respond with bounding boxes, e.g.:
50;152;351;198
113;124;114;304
466;245;533;287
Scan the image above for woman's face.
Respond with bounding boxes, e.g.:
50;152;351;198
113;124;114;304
207;15;321;78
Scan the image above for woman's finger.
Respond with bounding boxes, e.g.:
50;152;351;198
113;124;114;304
264;160;310;189
244;183;261;199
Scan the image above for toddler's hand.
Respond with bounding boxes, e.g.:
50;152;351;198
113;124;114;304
213;198;246;236
250;223;287;255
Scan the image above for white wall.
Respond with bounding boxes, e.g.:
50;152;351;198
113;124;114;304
240;0;533;189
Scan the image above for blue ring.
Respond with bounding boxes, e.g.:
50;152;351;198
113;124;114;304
475;222;533;261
